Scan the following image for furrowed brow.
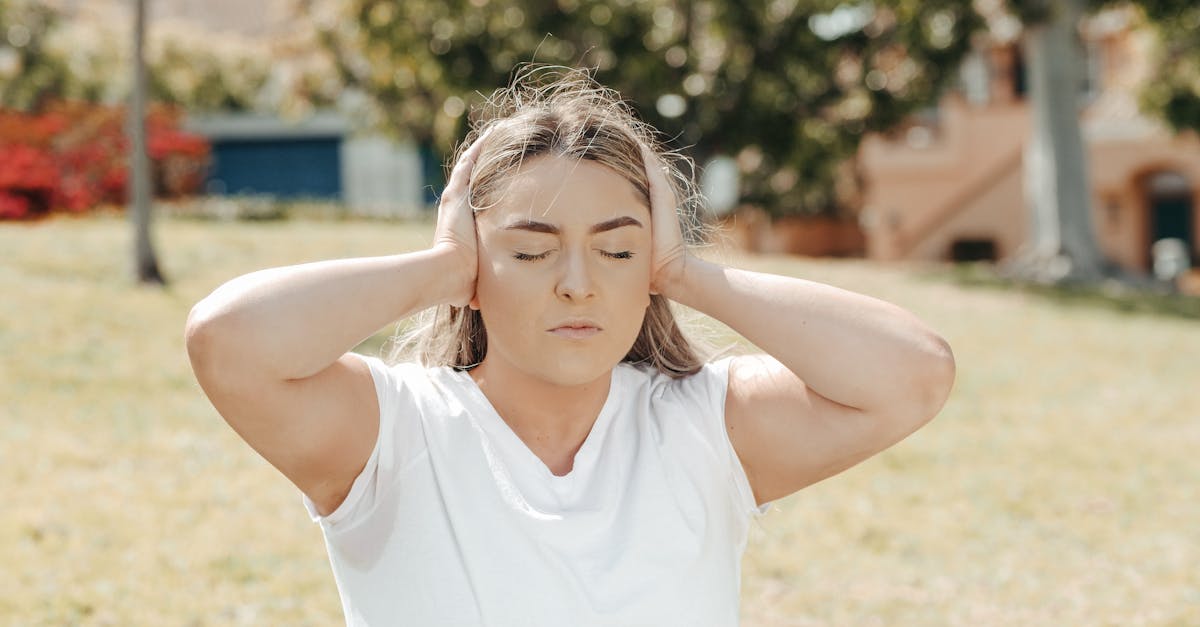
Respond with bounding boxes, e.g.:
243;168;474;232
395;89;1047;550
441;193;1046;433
589;216;643;234
501;220;560;234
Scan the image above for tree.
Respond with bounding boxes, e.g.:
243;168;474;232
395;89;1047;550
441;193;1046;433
313;0;981;217
129;0;166;285
1004;0;1107;282
1005;0;1200;283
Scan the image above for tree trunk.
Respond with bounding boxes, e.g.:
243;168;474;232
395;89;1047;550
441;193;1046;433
1010;0;1107;283
129;0;166;286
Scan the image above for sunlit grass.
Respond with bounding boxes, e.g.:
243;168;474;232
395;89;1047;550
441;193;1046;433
2;213;1197;626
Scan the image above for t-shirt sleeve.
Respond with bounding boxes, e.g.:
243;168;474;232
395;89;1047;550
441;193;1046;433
666;356;772;519
300;353;423;531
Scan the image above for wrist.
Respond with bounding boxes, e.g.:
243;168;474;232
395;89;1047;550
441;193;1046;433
656;254;709;303
421;245;477;307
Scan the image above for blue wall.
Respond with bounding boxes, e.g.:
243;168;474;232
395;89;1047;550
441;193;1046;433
207;137;342;199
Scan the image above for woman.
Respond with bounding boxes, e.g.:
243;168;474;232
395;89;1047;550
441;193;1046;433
185;68;955;626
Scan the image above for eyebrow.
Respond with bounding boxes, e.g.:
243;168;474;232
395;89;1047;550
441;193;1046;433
501;216;644;235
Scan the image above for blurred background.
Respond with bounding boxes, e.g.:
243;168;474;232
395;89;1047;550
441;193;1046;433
1;0;1198;625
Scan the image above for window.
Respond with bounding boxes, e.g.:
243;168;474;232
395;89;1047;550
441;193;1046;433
950;238;999;262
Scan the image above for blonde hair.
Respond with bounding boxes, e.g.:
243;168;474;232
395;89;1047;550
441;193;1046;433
385;65;713;377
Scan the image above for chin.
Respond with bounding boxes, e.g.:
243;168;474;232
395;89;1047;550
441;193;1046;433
541;359;616;387
517;349;623;387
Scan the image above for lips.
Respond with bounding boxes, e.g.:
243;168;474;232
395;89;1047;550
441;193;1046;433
548;319;602;339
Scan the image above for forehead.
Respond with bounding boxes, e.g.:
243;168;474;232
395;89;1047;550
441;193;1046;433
477;155;646;228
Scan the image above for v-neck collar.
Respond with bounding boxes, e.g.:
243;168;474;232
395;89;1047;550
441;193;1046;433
447;365;624;483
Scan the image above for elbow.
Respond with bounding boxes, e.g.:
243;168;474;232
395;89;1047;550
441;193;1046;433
184;300;234;375
916;334;956;424
185;301;263;391
184;305;217;373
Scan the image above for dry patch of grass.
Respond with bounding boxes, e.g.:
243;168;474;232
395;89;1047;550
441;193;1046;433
2;213;1197;625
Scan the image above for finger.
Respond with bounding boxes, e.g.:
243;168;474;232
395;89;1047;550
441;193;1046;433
640;143;682;238
444;127;494;197
641;144;677;209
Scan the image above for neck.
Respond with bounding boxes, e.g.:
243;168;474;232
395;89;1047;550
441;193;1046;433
468;358;613;471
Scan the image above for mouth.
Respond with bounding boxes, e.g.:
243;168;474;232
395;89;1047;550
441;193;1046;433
548;320;602;339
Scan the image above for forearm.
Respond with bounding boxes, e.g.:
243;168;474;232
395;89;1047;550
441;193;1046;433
186;247;462;380
666;258;954;413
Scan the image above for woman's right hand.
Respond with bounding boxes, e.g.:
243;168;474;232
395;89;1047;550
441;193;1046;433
432;129;491;308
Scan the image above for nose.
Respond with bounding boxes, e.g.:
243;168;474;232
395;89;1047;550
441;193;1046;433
555;249;596;301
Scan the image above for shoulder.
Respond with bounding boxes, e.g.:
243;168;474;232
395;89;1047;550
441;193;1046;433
618;356;735;398
349;354;476;418
352;352;416;376
616;357;736;435
353;354;457;387
621;356;768;516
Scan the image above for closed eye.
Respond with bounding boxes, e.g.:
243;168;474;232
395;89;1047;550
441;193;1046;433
513;250;634;261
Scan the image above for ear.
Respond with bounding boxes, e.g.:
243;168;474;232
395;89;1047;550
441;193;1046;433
468;294;481;310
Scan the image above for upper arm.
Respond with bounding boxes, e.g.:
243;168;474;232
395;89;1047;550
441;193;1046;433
724;354;944;506
186;324;380;517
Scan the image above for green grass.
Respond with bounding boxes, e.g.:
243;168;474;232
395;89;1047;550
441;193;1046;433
2;213;1197;626
932;262;1200;321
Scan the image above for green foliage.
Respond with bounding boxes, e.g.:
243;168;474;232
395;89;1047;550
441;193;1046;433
0;0;69;110
1004;0;1200;134
1004;0;1127;24
0;0;332;115
320;0;982;217
0;0;132;109
146;38;270;112
1129;0;1200;22
1135;1;1200;133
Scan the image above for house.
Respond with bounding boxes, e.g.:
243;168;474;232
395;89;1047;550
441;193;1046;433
857;8;1199;276
183;111;429;217
49;0;431;216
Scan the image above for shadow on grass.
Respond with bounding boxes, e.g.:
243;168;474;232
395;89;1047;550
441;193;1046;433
920;262;1200;321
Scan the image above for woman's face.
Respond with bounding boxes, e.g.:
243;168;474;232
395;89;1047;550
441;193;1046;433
470;154;652;386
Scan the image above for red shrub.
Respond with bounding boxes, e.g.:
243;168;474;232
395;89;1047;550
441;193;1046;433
0;101;210;220
0;193;31;219
0;143;58;189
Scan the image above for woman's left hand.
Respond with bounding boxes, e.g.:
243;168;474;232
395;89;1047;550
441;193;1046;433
641;144;690;298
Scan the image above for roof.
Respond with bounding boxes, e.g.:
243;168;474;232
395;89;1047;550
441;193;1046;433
183;111;349;141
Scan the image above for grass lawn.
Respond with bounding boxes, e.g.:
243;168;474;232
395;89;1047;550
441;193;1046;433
2;212;1197;626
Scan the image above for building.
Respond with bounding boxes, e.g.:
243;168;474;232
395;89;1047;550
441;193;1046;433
48;0;430;216
181;111;427;216
857;8;1199;275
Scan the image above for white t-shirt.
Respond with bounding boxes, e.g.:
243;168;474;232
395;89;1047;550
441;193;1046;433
301;353;770;626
